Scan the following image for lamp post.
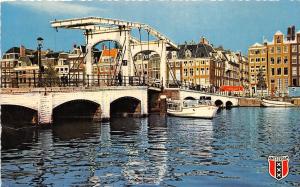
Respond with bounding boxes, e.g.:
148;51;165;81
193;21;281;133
37;37;44;87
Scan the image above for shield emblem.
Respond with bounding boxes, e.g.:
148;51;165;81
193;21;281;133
268;156;289;180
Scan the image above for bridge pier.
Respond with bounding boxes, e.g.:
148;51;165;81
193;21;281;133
38;93;53;124
101;97;111;121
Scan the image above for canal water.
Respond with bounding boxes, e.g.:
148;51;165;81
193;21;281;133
1;107;300;186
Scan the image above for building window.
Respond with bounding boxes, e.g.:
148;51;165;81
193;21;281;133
261;58;266;62
256;58;260;62
292;56;297;64
190;68;194;76
271;68;275;75
277;68;282;75
292;45;297;53
185;50;191;58
278;78;282;91
293;78;297;86
276;36;281;44
270;47;274;54
271;57;275;64
277;46;281;54
250;58;254;63
283;45;288;53
292;67;297;76
284;56;288;64
200;68;205;75
184;69;188;76
284;78;288;89
277;57;281;64
284;67;288;75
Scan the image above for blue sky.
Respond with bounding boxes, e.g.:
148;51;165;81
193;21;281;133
1;1;300;55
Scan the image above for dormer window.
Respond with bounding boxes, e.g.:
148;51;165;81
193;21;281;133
185;50;191;58
276;36;281;44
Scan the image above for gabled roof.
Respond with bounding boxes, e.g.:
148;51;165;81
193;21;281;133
274;30;283;35
18;56;32;66
5;47;35;54
177;43;214;59
251;42;263;47
101;48;118;58
45;52;59;59
5;47;20;54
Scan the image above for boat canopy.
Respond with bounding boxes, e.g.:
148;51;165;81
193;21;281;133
220;85;244;92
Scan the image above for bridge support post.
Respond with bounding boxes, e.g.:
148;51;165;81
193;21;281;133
140;90;148;117
160;41;167;88
92;106;102;122
38;93;53;124
85;44;93;87
101;96;110;121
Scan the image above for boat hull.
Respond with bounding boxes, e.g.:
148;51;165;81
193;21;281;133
167;106;218;119
261;99;295;107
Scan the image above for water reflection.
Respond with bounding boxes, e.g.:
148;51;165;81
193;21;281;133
1;108;300;187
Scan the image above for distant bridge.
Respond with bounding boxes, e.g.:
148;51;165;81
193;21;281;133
179;89;239;107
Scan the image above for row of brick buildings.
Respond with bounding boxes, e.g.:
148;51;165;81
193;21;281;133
166;37;249;93
248;26;300;96
0;45;119;88
1;38;250;93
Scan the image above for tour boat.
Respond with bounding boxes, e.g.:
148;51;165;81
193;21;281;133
167;98;218;119
261;99;295;107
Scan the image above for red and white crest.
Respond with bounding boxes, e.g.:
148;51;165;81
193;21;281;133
268;156;289;180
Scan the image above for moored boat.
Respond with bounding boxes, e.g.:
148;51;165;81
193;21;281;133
261;99;295;107
167;99;218;119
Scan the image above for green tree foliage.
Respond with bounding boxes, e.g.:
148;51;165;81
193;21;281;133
257;67;267;90
43;61;59;86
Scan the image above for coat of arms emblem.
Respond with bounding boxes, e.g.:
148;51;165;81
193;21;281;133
268;156;289;180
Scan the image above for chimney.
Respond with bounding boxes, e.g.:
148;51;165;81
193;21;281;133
200;37;209;45
292;25;296;40
20;45;26;57
287;26;292;41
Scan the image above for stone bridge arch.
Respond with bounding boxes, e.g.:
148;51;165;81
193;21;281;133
53;99;101;122
1;104;38;125
131;41;167;86
86;29;132;78
110;96;141;117
0;94;38;111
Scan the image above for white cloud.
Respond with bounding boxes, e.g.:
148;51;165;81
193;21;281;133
9;1;101;16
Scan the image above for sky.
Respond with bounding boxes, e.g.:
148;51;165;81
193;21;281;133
1;0;300;56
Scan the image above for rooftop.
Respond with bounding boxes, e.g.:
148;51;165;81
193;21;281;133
274;30;283;35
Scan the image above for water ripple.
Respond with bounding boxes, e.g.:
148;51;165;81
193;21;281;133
1;108;300;186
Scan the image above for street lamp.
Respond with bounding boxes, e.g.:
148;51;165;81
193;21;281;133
37;37;44;86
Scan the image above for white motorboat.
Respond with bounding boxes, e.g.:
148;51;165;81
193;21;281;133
167;99;218;119
261;99;295;107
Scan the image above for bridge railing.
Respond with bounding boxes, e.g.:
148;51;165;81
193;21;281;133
1;72;160;88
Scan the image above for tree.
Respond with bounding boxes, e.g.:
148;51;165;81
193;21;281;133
257;67;267;94
43;61;59;86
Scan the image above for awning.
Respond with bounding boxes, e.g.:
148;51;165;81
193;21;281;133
220;85;244;91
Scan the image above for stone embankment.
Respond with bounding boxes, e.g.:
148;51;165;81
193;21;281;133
238;98;262;107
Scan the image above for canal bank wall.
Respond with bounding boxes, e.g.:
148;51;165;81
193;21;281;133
238;98;261;107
